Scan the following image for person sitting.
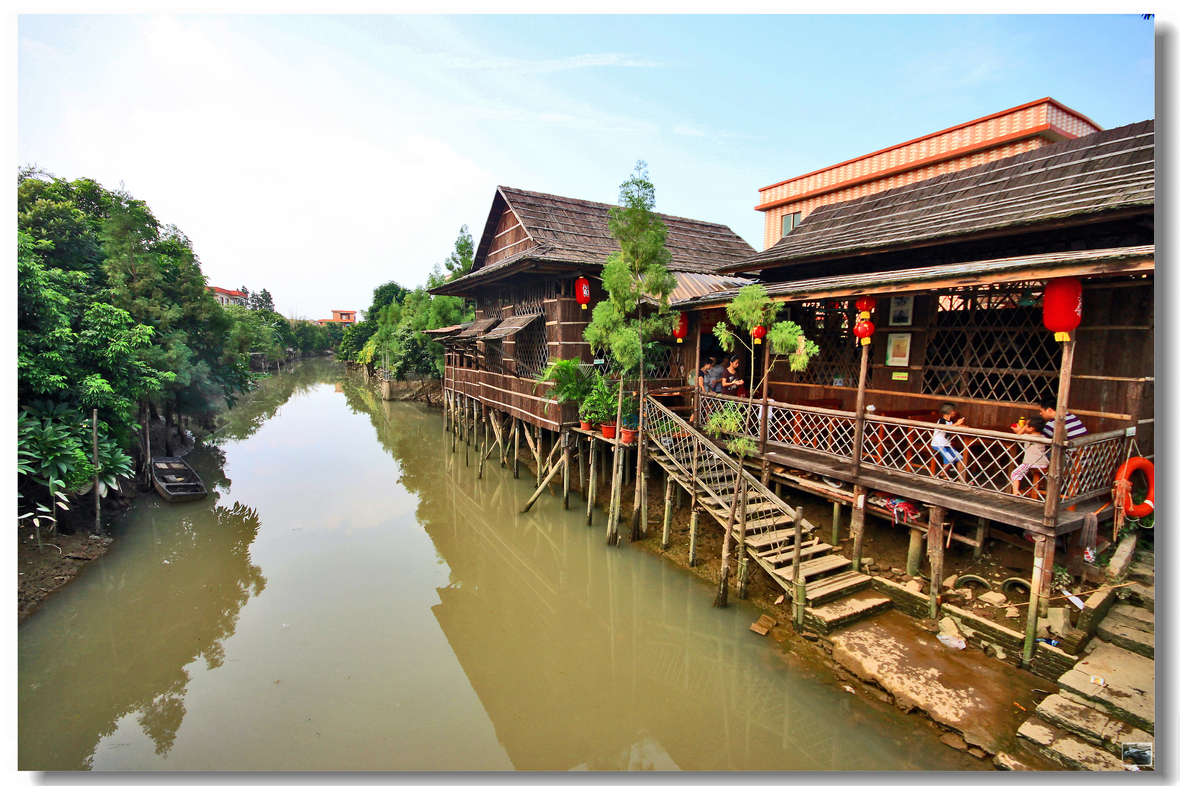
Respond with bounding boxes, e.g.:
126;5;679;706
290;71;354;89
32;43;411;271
931;402;965;477
719;356;747;397
1010;415;1049;496
1037;398;1089;440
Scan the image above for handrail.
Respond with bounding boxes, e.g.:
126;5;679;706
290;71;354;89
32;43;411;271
700;390;849;418
864;413;1053;444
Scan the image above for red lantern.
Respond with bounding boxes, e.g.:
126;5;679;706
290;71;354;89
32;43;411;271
751;325;767;345
853;319;875;345
575;277;591;310
855;296;877;312
1043;278;1082;341
672;312;688;343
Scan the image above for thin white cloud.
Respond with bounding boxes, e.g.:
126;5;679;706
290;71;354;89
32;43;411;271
434;51;661;73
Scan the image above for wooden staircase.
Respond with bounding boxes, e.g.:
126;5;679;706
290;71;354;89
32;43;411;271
644;397;873;612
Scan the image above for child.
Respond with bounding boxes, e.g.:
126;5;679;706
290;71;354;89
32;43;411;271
931;403;965;469
1010;415;1049;495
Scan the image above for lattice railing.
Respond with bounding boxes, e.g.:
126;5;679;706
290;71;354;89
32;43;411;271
1061;431;1133;506
765;401;856;458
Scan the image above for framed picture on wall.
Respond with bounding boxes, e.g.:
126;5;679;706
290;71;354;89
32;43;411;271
885;332;912;367
889;295;914;326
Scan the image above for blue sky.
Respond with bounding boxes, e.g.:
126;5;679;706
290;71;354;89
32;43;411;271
17;14;1155;321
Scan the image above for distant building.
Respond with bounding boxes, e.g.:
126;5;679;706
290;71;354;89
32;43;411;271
756;97;1102;249
208;286;248;306
317;310;357;327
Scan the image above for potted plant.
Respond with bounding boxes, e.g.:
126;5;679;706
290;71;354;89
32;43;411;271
620;393;639;444
580;374;618;436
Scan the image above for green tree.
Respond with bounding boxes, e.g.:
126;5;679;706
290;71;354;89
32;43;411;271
583;161;676;545
443;224;475;281
712;283;819;402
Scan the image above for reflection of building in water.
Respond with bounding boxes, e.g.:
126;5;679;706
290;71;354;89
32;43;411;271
420;450;927;771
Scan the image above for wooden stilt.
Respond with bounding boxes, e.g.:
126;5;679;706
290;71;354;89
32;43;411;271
791;507;806;630
1038;531;1056;619
688;506;699;567
464;398;470;467
850;484;867;571
586;438;598;527
1023;533;1050;667
543;436;563;496
907;526;924;577
562;430;571;510
927;505;946;619
578;435;586;500
522;454;568;513
850;341;871;478
714;479;743;608
737;484;750;599
512;419;520;478
661;475;674;551
831;501;842;545
974;516;989;559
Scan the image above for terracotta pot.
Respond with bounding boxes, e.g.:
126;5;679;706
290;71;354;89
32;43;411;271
621;427;637;445
600;424;617;439
579;420;592;431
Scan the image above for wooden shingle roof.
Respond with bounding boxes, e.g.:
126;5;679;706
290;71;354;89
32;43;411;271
435;187;755;295
724;120;1154;275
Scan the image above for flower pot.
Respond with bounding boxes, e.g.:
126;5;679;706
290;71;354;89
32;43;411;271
621;427;638;445
600;424;617;439
579;420;592;431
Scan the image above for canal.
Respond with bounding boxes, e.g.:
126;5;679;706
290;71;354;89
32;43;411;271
18;359;987;771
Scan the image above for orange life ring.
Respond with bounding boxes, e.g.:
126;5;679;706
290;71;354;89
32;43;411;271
1114;457;1154;517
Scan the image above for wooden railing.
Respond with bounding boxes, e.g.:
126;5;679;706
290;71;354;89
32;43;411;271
696;391;1133;505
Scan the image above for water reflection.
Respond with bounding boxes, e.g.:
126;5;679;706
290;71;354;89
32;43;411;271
19;361;983;771
18;448;266;770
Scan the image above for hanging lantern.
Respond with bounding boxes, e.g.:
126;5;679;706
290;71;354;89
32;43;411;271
1042;277;1082;341
751;325;767;345
575;277;592;310
855;296;878;312
672;312;688;343
853;319;875;345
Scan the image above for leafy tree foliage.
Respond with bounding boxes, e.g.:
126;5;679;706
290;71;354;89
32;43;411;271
443;224;475;280
712;283;819;399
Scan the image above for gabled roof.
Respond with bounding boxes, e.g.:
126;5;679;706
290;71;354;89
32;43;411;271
435;186;755;294
724;120;1154;275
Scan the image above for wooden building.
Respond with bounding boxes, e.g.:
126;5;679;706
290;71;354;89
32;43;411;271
669;119;1153;654
431;186;750;431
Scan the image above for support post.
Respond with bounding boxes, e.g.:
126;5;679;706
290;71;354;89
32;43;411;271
1022;533;1050;667
759;340;772;487
586;437;598;527
661;475;674;551
831;501;842;545
850;341;871;478
927;505;946;619
907;526;924;577
512;419;520;478
578;434;586;500
562;430;571;510
522;454;568;513
1038;336;1076;569
92;409;102;535
849;484;867;571
974;516;989;559
688;506;699;567
714;479;743;608
791;507;806;630
737;483;750;599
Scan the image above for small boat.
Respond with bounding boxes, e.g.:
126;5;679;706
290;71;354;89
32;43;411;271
151;457;208;502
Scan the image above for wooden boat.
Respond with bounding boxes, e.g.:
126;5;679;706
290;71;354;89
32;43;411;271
151;457;208;502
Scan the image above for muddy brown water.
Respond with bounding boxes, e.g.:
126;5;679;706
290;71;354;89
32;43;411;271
18;359;988;771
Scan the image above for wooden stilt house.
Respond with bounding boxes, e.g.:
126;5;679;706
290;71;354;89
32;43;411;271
431;186;752;431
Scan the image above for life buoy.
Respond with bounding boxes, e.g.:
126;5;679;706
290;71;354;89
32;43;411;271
1114;457;1154;518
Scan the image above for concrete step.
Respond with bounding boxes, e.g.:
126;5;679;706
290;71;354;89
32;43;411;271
806;570;873;605
804;589;892;634
993;739;1062;771
1058;643;1154;734
1016;716;1126;771
1127;556;1154;586
1123;581;1154;613
1096;603;1154;659
1036;693;1154;758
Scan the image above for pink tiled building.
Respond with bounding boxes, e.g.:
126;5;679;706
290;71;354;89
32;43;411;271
756;98;1103;250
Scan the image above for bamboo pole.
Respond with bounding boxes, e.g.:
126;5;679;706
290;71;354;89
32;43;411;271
606;376;626;547
849;484;867;572
478;406;487;479
759;340;772;486
831;501;842;545
714;479;743;608
586;438;597;526
1022;533;1050;667
522;454;568;513
850;341;871;478
906;527;924;577
629;393;646;541
512;419;520;478
661;475;674;551
737;483;750;599
578;434;586;499
92;409;102;535
688;506;700;567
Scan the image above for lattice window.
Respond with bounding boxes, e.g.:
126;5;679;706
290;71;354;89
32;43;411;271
513;316;549;378
786;300;866;387
590;340;683;380
482;340;505;375
922;283;1056;403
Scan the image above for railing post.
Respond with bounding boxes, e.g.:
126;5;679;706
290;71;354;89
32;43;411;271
759;343;772;485
850;484;867;572
1040;336;1076;536
737;482;749;599
1022;533;1050;668
926;505;946;619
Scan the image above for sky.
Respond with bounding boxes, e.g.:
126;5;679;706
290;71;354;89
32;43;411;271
16;14;1156;322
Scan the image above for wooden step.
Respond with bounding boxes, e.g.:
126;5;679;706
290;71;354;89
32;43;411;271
762;541;834;567
745;527;810;550
772;554;851;583
805;571;873;605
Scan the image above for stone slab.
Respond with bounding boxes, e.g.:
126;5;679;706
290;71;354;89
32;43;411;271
1017;716;1126;771
829;608;1055;754
1036;693;1154;756
1097;606;1154;659
1106;533;1137;581
805;589;891;634
1125;581;1154;613
1058;643;1154;733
